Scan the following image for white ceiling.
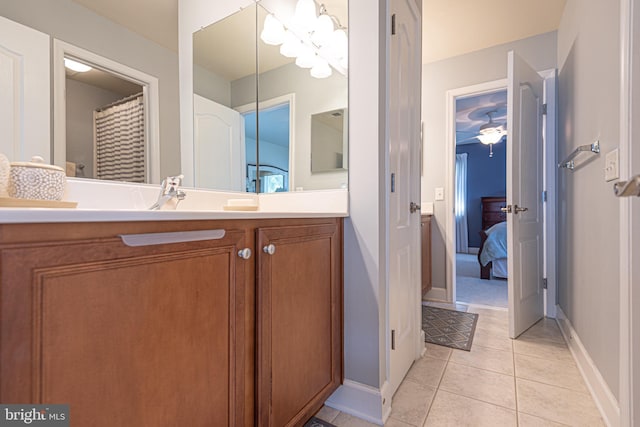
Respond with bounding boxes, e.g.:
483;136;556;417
72;0;567;73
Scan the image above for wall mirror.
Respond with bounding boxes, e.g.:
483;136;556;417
191;0;348;193
311;108;348;172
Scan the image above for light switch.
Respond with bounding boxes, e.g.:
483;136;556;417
435;187;444;201
605;149;619;182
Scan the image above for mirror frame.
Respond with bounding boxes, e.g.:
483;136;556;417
53;39;161;184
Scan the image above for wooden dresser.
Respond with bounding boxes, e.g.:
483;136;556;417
421;215;432;297
481;196;507;230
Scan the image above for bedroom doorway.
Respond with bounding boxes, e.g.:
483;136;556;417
452;86;509;309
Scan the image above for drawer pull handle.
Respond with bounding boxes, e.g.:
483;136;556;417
238;248;252;259
119;229;225;247
263;244;276;255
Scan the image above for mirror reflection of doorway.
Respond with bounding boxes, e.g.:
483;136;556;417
454;89;508;308
243;100;292;193
65;57;144;181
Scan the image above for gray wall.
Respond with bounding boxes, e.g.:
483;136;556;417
193;64;231;107
0;0;181;178
421;31;557;291
65;79;125;179
556;0;620;399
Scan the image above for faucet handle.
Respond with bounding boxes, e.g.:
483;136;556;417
162;174;184;191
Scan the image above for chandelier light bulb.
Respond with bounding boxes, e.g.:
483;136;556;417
329;29;348;60
310;56;332;79
293;0;318;33
280;30;302;58
261;14;286;45
311;14;334;46
295;45;316;68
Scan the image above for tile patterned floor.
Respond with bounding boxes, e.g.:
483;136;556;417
316;304;604;427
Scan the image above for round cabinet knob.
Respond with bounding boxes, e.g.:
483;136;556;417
263;244;276;255
237;248;252;259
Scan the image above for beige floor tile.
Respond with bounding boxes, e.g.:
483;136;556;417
472;328;513;352
389;380;436;426
424;343;452;361
424;301;469;312
517;412;570;427
467;306;509;319
384;417;415;426
405;355;447;388
315;405;341;423
439;362;516;409
333;412;380;427
513;336;573;362
516;378;604;426
519;318;565;344
425;389;517;427
449;344;514;375
515;353;588;393
474;316;510;337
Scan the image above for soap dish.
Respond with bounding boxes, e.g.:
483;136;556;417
222;205;259;211
223;198;258;211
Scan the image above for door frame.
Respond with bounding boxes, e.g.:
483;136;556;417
444;75;557;315
52;39;160;184
618;0;634;423
236;93;296;192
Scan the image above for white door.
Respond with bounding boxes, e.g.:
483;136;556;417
0;16;50;163
193;94;245;191
506;51;545;338
388;0;422;394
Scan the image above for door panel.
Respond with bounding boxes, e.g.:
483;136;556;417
0;16;50;162
507;51;545;338
256;223;342;427
389;0;422;395
193;94;245;191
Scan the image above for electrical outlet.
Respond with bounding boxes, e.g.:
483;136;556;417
605;149;619;182
435;187;444;201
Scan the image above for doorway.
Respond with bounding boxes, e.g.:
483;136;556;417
453;89;509;309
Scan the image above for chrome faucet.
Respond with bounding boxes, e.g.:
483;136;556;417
149;174;186;210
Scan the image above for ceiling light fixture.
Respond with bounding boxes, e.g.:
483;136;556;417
260;1;348;79
476;110;506;157
64;58;92;73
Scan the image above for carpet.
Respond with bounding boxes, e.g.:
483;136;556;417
422;305;479;351
456;253;508;308
304;417;336;427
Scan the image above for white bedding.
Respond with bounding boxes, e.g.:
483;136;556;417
492;258;508;278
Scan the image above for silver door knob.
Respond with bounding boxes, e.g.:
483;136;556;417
237;248;252;259
514;205;528;214
263;244;276;255
501;205;512;213
410;202;421;213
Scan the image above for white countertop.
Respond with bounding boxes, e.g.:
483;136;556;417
0;179;349;223
0;208;347;223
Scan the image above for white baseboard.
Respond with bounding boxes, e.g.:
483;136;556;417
325;379;391;425
555;306;620;427
467;247;480;255
424;287;447;302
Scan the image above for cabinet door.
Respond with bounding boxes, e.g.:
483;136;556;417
257;222;342;427
0;228;249;427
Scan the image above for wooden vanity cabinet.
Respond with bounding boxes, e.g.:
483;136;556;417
256;223;343;427
0;217;343;427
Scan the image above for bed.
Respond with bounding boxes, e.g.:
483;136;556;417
478;221;508;279
477;196;508;279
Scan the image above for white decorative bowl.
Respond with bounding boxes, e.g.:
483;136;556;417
8;156;66;201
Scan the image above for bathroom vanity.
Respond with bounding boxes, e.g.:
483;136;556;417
0;214;343;426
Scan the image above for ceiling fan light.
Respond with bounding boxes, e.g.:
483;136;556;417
477;131;504;145
261;14;286;45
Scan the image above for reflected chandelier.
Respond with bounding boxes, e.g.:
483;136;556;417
260;0;348;79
